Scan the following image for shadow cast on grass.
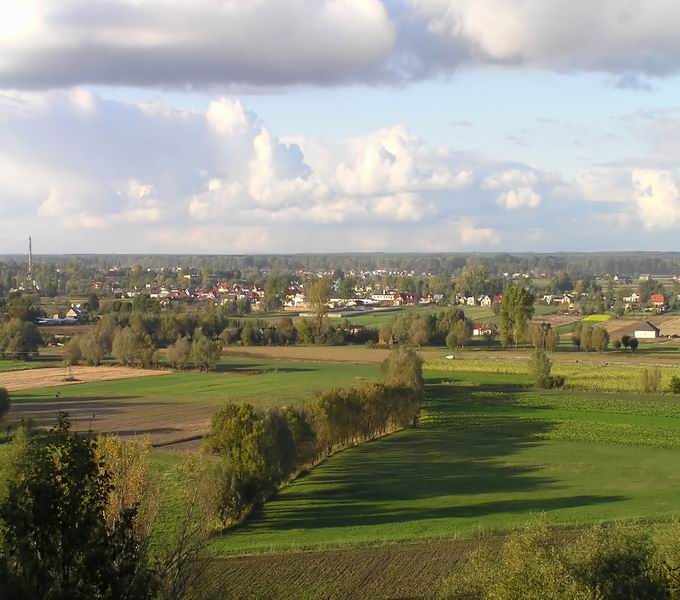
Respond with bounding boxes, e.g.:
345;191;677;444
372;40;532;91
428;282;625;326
244;382;628;533
216;362;317;375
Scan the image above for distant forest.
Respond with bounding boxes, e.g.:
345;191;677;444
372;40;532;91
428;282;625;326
3;252;680;277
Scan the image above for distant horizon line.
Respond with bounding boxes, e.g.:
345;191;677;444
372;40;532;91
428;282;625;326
2;251;680;258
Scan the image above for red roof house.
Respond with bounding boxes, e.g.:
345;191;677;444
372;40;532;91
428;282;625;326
650;294;665;306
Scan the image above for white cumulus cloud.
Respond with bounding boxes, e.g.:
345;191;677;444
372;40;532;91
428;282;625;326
633;169;680;229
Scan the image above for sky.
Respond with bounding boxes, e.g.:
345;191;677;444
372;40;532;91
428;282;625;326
2;0;680;254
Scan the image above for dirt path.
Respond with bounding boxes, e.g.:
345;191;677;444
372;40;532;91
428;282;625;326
0;365;171;392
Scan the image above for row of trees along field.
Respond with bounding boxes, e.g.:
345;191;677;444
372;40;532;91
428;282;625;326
379;309;474;348
62;314;379;371
204;347;424;526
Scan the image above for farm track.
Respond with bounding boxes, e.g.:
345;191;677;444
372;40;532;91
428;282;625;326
214;538;484;599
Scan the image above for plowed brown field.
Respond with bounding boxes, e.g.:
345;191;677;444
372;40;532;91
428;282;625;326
213;538;486;599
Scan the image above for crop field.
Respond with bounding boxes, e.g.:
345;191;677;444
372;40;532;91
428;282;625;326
581;314;612;323
425;356;680;393
6;358;381;445
213;369;680;559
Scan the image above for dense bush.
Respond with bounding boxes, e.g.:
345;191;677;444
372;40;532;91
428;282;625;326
439;520;674;600
670;376;680;394
381;346;424;394
0;319;43;360
0;416;156;599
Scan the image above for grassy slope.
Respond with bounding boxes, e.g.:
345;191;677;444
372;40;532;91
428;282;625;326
212;370;680;554
10;357;380;408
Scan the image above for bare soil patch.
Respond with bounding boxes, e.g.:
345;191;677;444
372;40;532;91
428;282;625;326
0;365;171;392
9;397;214;446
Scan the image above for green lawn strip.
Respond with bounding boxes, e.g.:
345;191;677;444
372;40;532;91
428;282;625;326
209;374;680;554
11;358;380;407
149;450;187;550
0;360;58;372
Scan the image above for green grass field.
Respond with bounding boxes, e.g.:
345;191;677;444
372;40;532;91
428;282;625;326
210;369;680;554
7;350;680;563
342;304;558;328
0;359;57;372
10;357;380;408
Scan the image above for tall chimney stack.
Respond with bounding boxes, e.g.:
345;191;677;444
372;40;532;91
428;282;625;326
28;236;33;277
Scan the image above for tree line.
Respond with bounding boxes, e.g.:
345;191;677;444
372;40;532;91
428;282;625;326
204;347;424;526
379;308;478;349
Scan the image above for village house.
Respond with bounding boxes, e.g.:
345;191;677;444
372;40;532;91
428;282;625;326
634;321;661;339
472;323;497;337
478;294;492;307
65;307;82;321
371;292;396;303
393;292;416;306
650;294;666;307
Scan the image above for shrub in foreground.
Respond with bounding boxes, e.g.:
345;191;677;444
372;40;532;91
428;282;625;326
439;519;672;600
0;415;156;599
